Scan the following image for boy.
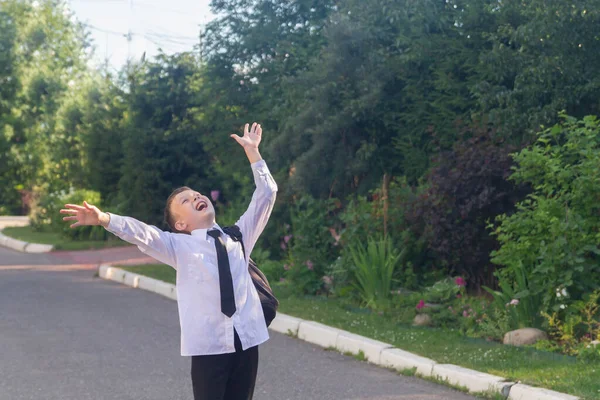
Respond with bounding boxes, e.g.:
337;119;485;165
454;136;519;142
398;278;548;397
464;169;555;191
60;122;277;400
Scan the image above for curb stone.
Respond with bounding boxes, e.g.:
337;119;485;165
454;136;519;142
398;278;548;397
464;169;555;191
335;331;393;364
432;364;514;395
0;230;54;253
508;384;580;400
268;313;302;337
380;348;437;377
97;265;581;400
297;320;345;349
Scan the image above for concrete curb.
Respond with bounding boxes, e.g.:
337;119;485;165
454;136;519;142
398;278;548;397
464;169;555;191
380;348;437;377
335;332;393;364
268;313;302;336
0;229;54;253
298;321;345;349
432;364;515;395
97;265;580;400
508;384;580;400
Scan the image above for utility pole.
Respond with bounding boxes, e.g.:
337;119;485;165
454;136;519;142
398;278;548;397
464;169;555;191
198;27;203;63
127;0;133;61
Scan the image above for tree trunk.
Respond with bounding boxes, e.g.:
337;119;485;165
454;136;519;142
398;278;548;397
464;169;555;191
382;172;391;237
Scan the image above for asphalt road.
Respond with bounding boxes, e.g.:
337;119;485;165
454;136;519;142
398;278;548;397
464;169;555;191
0;246;476;400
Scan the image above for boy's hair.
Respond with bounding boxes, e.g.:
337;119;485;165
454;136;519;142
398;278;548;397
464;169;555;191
164;186;192;233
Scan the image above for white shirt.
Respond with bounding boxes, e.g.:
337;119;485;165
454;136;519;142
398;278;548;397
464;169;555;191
105;160;278;356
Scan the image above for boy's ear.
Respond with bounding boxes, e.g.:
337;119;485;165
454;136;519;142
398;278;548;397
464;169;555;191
175;220;186;232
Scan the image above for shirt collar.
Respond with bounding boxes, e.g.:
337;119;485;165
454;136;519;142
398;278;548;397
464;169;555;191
190;222;223;240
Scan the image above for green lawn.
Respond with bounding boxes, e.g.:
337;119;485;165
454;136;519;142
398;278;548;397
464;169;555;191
2;225;131;251
120;264;176;284
119;263;600;400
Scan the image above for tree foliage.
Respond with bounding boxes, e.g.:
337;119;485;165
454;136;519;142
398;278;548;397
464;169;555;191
409;122;529;288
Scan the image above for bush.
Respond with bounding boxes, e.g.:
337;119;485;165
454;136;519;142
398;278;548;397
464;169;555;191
491;114;600;310
411;277;468;329
330;180;426;294
249;247;286;283
409;123;529;289
30;188;108;241
483;262;545;330
283;196;339;294
541;290;600;357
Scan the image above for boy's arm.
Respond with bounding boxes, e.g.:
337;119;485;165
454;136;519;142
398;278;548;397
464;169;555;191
231;123;278;257
61;202;177;268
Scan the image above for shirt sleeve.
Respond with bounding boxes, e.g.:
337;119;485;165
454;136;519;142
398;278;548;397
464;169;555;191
235;160;278;259
105;213;178;269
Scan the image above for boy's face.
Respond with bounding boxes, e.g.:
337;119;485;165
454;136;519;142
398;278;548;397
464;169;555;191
171;189;216;233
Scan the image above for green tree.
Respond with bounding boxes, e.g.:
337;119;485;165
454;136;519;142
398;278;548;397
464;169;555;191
117;53;216;227
2;0;91;210
474;0;600;140
0;5;21;214
271;0;485;199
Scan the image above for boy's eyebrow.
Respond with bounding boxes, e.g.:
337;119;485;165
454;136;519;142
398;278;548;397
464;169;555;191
179;191;197;204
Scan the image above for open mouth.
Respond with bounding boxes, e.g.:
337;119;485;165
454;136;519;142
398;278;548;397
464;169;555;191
195;201;207;212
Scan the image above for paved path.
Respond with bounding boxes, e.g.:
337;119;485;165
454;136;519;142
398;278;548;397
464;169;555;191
0;247;476;400
0;245;154;267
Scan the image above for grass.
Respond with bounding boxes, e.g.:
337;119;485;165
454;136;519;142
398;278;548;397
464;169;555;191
2;225;131;251
120;264;176;284
117;263;600;400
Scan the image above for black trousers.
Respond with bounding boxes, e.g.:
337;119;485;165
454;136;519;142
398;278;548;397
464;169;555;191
190;330;259;400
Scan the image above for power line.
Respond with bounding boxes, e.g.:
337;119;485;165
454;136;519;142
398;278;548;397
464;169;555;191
86;24;128;38
146;28;198;42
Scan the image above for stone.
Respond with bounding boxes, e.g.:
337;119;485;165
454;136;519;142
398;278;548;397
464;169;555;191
413;314;432;326
503;328;548;346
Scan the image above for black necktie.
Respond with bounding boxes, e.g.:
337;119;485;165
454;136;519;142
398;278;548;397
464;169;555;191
207;229;237;318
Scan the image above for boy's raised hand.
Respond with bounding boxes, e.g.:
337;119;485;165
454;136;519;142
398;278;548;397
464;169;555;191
231;122;262;149
60;201;109;228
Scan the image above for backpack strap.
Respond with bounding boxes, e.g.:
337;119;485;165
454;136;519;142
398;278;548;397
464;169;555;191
222;225;246;259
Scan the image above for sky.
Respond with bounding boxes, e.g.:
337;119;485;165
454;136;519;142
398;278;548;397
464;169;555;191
67;0;214;70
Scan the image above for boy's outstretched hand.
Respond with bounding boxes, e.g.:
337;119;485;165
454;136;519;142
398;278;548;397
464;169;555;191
60;201;110;228
231;122;262;150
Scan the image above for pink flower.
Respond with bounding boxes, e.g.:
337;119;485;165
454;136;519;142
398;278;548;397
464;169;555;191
322;275;333;285
283;235;292;243
210;190;220;202
455;277;466;287
283;264;290;271
456;294;462;299
463;310;469;317
509;299;519;306
416;300;426;310
280;242;287;250
305;260;314;270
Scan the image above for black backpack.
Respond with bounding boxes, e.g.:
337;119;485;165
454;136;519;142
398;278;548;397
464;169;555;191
222;225;279;327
